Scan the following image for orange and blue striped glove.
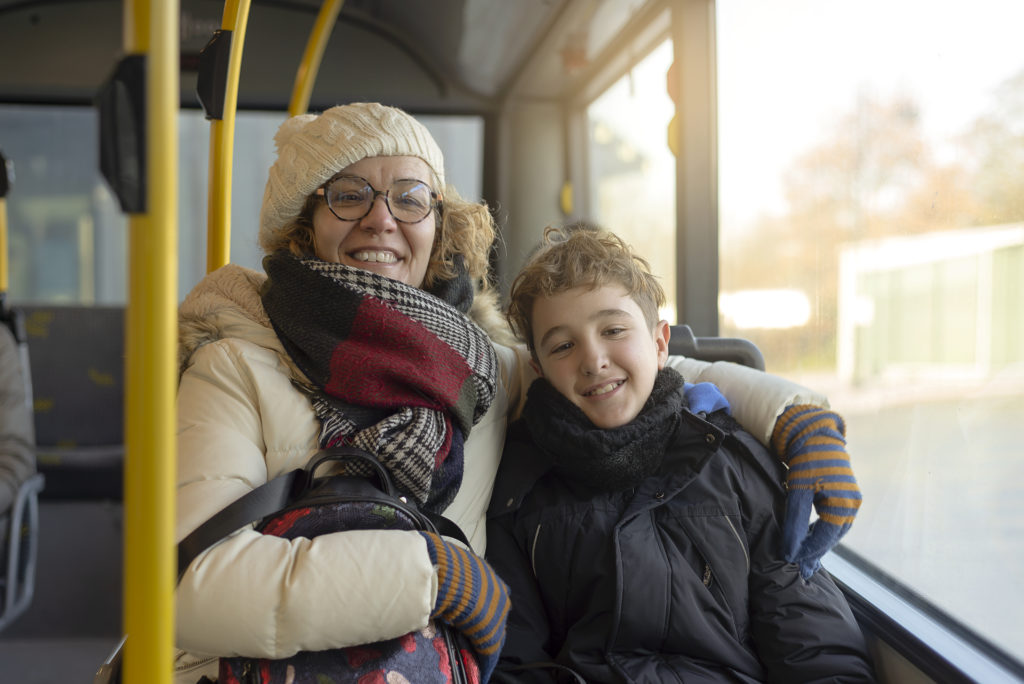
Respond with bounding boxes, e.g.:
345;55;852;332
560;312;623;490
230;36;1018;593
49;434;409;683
420;531;510;682
771;405;862;579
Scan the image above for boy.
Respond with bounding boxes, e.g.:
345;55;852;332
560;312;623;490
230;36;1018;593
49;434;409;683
486;225;874;683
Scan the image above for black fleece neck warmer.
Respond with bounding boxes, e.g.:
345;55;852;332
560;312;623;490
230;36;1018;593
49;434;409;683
522;368;686;492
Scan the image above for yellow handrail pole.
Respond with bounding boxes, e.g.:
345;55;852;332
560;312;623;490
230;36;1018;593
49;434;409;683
122;0;178;681
205;0;252;273
288;0;345;117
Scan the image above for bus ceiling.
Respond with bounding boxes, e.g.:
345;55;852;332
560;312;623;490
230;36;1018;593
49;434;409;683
0;0;669;112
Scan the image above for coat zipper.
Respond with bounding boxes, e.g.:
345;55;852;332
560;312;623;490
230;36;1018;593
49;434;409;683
174;653;218;674
240;660;258;684
530;523;542;577
723;515;750;574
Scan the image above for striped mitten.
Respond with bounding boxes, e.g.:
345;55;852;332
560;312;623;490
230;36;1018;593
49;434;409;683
419;531;510;682
771;405;862;579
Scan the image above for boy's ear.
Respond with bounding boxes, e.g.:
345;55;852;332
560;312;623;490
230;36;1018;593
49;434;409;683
655;320;671;369
529;355;544;378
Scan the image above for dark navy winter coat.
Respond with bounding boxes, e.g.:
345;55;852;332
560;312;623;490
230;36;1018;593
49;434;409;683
486;409;875;684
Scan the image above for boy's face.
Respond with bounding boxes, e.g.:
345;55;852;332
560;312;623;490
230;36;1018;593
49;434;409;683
530;285;670;429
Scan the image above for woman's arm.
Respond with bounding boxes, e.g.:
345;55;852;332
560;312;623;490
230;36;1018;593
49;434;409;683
175;339;439;657
663;356;828;444
495;341;827;444
499;347;860;576
664;356;860;576
177;528;437;657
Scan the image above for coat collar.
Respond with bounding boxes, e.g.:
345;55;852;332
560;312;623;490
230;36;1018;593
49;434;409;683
615;410;726;524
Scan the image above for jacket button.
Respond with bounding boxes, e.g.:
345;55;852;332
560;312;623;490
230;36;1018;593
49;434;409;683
654;491;665;499
506;497;515;508
705;433;716;444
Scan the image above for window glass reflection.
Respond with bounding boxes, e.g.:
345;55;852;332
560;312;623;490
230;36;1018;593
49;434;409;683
587;39;678;322
718;0;1024;658
0;107;483;304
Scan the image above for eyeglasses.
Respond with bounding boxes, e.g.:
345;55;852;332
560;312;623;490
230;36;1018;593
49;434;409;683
318;175;440;224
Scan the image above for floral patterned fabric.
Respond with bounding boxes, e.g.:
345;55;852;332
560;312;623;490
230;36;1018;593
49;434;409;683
218;479;480;684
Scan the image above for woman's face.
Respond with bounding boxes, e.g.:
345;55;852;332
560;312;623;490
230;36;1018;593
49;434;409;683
312;155;437;288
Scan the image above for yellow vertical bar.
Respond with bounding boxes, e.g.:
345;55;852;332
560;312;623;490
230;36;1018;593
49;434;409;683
122;0;178;681
206;0;252;273
288;0;345;117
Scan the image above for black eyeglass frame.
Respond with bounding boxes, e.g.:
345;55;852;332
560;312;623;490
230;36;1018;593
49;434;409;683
317;174;443;224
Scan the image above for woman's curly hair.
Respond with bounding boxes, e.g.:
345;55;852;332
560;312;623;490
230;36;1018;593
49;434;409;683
261;182;496;289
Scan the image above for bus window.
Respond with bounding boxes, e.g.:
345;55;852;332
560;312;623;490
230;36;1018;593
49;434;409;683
1;106;484;304
717;0;1024;658
419;115;485;204
0;105;125;304
0;104;224;304
586;38;678;322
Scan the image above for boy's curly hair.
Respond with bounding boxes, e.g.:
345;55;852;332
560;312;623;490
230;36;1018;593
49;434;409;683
506;222;666;354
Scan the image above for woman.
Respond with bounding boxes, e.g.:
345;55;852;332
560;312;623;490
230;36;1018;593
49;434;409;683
173;102;853;683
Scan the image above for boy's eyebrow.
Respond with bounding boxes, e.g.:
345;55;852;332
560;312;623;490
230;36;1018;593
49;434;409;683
537;308;635;349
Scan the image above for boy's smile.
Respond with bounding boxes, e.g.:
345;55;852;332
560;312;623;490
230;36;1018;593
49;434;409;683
530;285;670;429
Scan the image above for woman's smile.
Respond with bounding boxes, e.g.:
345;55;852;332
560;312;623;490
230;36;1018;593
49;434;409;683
350;249;398;264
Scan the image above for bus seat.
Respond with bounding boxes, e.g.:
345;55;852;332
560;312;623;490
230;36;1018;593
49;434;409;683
0;302;44;632
668;324;766;371
20;305;124;500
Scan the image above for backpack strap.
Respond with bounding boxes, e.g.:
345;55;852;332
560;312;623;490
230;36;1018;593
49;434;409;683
176;449;472;583
422;509;470;547
177;469;301;582
499;661;587;683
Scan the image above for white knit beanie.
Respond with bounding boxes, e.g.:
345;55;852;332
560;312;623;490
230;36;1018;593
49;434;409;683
259;102;446;252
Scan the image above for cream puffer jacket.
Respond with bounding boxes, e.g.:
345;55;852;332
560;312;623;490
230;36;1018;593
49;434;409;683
173;264;826;683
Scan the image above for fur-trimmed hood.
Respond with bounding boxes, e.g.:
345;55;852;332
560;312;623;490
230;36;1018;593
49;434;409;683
177;262;517;375
178;264;274;374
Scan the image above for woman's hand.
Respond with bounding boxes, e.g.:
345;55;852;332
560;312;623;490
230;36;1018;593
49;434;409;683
771;405;862;579
420;531;510;681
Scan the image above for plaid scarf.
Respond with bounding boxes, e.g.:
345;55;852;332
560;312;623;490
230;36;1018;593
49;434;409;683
260;252;497;512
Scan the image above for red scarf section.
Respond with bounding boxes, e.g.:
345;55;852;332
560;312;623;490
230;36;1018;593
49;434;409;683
261;253;497;511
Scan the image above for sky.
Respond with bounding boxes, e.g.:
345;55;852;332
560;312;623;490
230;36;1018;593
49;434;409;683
716;0;1024;228
582;0;1024;327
